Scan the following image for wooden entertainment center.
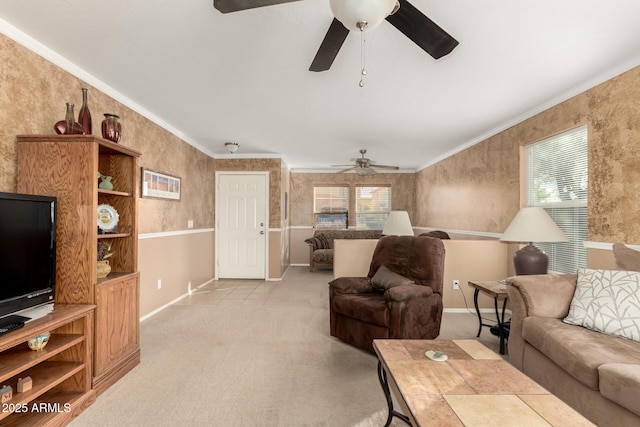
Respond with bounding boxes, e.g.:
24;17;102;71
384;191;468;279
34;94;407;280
0;305;95;426
9;135;141;416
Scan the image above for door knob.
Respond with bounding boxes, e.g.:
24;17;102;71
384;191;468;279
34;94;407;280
260;230;265;235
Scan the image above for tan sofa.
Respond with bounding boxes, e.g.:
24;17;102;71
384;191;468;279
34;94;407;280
304;229;381;271
508;273;640;426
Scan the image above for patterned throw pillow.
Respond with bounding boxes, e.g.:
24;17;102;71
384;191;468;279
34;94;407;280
304;234;329;251
564;268;640;342
317;233;331;249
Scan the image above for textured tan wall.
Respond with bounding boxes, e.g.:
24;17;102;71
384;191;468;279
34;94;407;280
588;68;640;243
416;94;586;234
138;139;215;233
0;34;216;316
290;172;416;227
416;65;640;245
0;34;215;234
416;137;520;233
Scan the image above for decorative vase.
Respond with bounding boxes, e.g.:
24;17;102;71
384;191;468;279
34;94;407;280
65;102;75;134
99;175;113;190
27;332;50;351
97;260;111;279
78;88;92;135
54;102;83;134
101;113;122;143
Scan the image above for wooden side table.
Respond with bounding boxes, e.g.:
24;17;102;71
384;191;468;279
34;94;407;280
467;280;509;354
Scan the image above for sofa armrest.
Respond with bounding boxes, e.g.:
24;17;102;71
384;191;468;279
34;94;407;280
385;284;434;302
304;237;321;251
329;277;375;294
507;274;577;319
507;273;576;371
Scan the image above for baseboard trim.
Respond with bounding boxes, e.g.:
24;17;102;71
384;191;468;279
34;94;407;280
92;349;140;396
140;277;214;322
139;228;214;240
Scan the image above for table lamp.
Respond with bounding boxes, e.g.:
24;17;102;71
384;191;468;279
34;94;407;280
500;207;568;275
382;211;414;236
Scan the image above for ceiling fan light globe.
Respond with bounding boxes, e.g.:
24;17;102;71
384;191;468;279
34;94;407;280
329;0;396;31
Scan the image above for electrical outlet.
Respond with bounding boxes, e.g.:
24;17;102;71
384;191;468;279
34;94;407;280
453;280;460;290
157;279;162;290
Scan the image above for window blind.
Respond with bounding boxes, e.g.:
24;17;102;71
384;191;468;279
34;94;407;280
527;125;588;273
314;186;349;213
356;186;391;230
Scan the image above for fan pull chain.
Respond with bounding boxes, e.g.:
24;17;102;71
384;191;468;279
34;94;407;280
358;21;368;88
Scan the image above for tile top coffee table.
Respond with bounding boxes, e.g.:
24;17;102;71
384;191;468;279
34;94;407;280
373;339;594;427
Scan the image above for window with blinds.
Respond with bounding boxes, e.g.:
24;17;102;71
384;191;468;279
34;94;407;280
356;186;391;230
527;125;588;274
314;186;349;229
314;186;349;213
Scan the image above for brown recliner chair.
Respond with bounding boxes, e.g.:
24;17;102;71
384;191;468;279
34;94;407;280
328;235;445;353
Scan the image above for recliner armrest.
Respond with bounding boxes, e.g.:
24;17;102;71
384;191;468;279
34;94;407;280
385;284;434;302
507;274;577;319
329;277;375;294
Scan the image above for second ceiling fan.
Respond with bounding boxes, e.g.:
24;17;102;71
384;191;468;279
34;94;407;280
333;149;399;175
213;0;459;72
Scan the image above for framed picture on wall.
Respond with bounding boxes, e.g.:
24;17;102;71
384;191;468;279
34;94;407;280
141;168;181;200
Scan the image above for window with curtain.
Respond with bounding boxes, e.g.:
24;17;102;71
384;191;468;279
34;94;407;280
356;186;391;230
527;125;588;274
314;186;349;229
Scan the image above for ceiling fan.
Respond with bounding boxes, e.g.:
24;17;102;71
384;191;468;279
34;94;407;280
212;0;459;72
332;149;399;175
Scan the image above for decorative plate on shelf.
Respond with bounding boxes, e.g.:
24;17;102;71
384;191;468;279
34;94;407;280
97;204;119;232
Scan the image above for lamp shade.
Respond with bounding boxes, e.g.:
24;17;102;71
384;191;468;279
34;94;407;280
500;207;568;243
330;0;397;31
382;211;414;236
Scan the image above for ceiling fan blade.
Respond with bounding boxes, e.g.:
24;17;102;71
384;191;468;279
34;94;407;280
386;0;458;59
337;167;356;173
309;18;350;72
213;0;301;13
371;164;400;170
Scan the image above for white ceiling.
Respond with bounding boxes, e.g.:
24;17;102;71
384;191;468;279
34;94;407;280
2;1;640;172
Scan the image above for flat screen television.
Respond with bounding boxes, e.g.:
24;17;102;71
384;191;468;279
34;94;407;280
0;191;56;321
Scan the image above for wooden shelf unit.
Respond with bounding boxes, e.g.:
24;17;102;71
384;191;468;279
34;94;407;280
0;304;96;426
17;135;141;396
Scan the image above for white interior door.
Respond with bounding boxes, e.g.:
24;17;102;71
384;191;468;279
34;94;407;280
216;173;268;279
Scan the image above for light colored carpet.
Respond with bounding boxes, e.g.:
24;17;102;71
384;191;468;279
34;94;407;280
70;267;504;426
